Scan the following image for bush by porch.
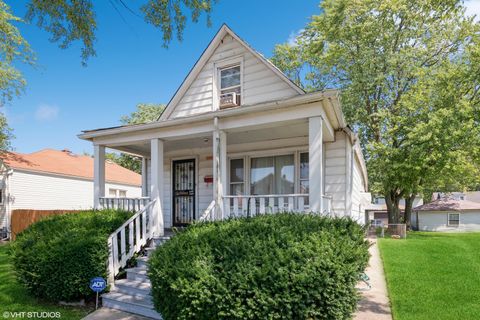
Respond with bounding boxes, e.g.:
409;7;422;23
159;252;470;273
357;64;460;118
11;209;132;302
148;213;369;320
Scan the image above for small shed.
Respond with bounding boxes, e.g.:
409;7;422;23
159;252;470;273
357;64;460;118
413;198;480;232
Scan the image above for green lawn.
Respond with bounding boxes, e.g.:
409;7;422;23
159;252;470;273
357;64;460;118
379;232;480;320
0;244;92;319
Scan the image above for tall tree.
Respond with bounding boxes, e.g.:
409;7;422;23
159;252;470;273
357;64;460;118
271;0;480;225
0;1;33;149
108;103;165;173
0;0;216;150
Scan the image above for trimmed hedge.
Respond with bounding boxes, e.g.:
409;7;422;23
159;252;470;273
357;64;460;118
149;213;370;320
11;209;131;302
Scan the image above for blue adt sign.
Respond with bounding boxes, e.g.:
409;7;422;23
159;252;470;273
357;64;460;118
90;277;107;293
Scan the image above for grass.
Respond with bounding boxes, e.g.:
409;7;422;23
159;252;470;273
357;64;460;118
0;243;93;319
379;232;480;320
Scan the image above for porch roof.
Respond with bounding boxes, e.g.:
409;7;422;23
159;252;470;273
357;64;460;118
78;90;344;141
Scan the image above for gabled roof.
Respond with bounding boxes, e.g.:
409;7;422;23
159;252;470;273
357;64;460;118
159;24;305;121
0;149;141;186
414;198;480;211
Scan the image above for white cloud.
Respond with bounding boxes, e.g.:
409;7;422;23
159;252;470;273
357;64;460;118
35;104;59;121
464;0;480;21
287;29;304;46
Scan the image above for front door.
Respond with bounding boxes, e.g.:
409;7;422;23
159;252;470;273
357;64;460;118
172;159;196;226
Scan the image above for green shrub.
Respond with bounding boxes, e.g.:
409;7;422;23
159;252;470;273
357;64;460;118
149;213;370;320
11;210;131;302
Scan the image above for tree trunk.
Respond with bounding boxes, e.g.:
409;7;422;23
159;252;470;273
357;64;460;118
385;190;402;224
404;194;416;229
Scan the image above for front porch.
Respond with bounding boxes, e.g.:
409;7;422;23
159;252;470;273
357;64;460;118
90;99;339;235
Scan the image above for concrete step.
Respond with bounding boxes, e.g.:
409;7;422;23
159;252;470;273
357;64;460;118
136;256;149;269
126;267;149;281
115;278;151;296
102;292;161;320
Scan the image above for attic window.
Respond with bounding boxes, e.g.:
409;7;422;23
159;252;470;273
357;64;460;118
219;65;241;108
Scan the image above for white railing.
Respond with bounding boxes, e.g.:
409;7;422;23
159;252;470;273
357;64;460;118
199;200;216;222
222;194;334;218
99;197;150;212
223;194;310;218
107;199;156;283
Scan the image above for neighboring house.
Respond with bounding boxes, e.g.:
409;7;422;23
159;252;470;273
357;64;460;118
78;24;372;318
432;191;480;202
413;197;480;231
366;196;424;226
0;149;141;237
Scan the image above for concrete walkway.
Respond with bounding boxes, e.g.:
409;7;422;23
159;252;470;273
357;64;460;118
354;239;393;320
83;308;154;320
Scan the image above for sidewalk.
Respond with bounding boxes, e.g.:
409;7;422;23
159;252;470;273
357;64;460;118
354;239;393;320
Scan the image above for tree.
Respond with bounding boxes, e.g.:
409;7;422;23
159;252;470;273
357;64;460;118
0;1;33;149
25;0;217;65
271;0;480;225
0;0;216;150
108;103;165;173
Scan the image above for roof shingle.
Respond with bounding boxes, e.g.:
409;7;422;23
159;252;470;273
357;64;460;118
0;149;141;186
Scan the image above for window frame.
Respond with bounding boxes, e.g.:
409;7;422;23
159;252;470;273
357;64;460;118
228;157;246;196
214;56;244;110
447;212;460;227
109;188;128;198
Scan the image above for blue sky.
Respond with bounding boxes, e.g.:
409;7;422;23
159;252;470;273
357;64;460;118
6;0;320;154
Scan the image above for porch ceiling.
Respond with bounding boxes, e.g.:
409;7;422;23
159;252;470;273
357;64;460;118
108;119;311;157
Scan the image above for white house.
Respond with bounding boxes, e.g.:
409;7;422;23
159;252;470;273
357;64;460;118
79;24;370;228
0;149;142;238
78;24;372;318
414;196;480;231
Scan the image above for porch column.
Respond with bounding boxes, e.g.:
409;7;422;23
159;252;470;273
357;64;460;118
309;116;324;213
150;139;164;236
141;157;148;197
93;145;105;209
213;118;227;219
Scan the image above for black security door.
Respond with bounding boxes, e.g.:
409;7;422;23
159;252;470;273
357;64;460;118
172;159;195;225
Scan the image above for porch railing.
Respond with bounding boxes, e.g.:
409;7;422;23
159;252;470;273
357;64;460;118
199;200;216;222
223;194;310;218
107;199;156;284
99;197;150;212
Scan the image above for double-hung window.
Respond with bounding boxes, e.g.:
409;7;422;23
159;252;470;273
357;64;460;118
229;158;244;195
219;65;241;106
448;213;460;227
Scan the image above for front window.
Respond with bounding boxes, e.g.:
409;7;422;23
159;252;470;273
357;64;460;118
220;65;241;106
448;213;460;227
250;155;294;195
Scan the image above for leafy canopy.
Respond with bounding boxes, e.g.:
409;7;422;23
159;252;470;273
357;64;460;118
271;0;480;220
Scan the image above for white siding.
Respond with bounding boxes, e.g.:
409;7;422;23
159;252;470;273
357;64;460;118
418;211;480;232
324;132;348;216
8;170;140;211
169;34;298;119
351;152;367;224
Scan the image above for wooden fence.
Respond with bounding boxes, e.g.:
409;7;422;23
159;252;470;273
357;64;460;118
10;209;81;240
